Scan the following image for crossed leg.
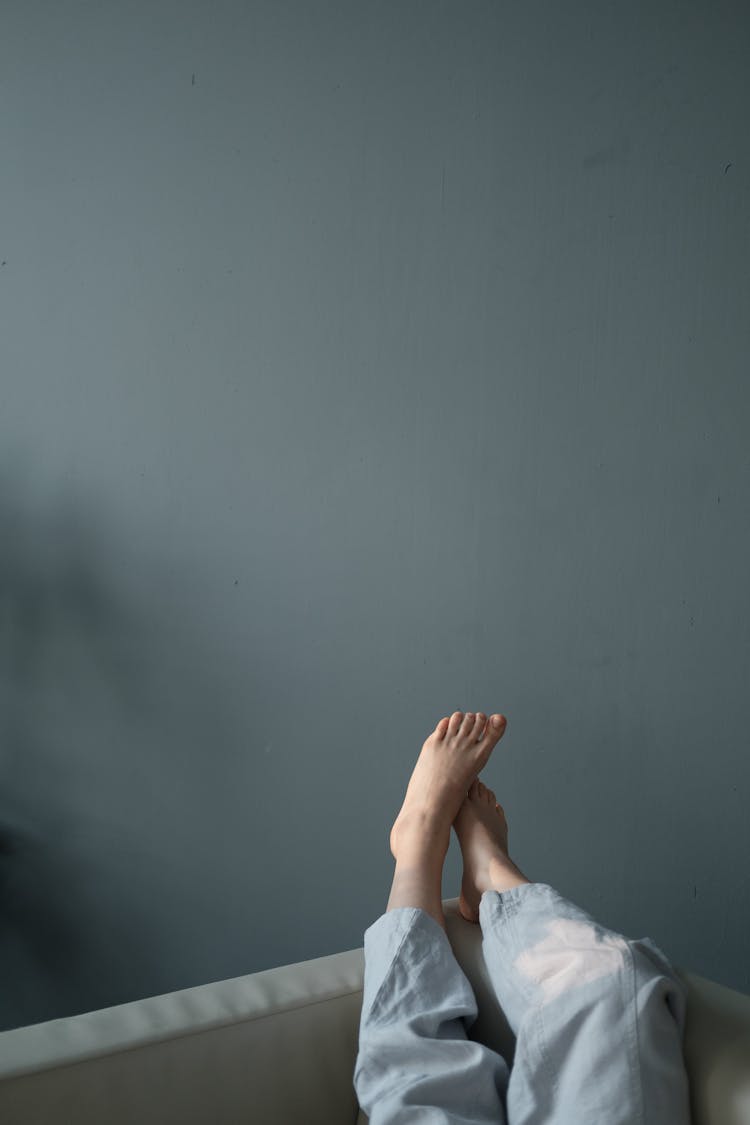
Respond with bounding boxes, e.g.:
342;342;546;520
353;711;692;1125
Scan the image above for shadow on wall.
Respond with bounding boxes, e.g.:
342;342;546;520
0;474;260;1032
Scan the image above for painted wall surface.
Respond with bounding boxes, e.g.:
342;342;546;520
0;0;748;1030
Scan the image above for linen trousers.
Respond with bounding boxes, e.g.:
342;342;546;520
353;882;692;1124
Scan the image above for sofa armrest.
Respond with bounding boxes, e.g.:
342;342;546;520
678;969;750;1125
0;948;366;1125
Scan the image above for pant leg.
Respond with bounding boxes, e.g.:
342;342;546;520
354;905;509;1124
478;883;691;1125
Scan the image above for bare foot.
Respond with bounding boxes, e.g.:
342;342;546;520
389;711;508;864
454;779;531;923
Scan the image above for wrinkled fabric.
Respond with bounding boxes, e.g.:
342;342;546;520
354;883;691;1124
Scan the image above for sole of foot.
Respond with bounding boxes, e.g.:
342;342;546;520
389;711;508;863
454;778;531;923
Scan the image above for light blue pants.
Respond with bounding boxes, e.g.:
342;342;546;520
354;883;692;1124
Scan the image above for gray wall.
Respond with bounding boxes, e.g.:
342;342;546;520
1;0;748;1031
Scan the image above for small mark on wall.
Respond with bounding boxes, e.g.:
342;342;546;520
693;884;697;899
192;73;196;86
724;162;732;174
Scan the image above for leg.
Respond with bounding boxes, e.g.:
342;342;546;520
354;711;510;1124
454;781;692;1125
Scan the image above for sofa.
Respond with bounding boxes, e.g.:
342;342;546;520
1;897;748;1124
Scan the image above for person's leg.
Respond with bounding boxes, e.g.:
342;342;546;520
454;781;692;1125
354;711;510;1124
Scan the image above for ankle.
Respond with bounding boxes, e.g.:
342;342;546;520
393;832;450;873
391;810;451;864
488;854;532;893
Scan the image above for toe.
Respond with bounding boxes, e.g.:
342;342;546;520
448;711;464;735
472;712;487;740
459;712;475;736
480;714;507;747
434;717;450;738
